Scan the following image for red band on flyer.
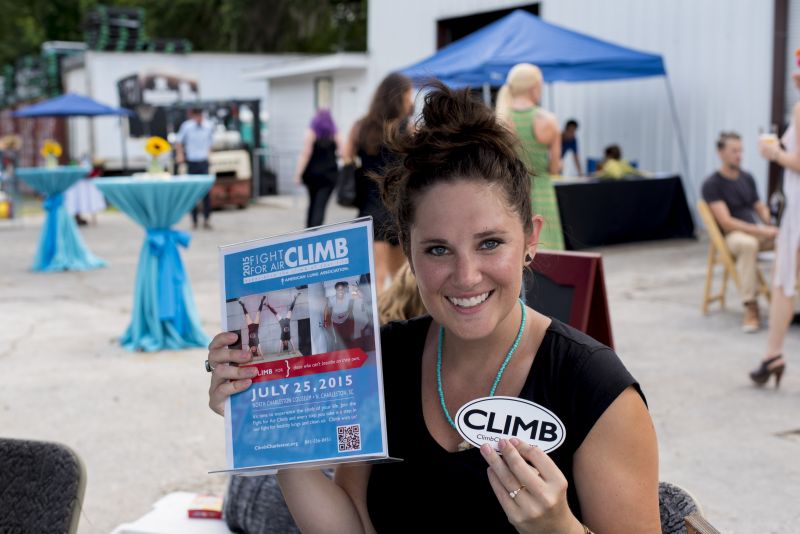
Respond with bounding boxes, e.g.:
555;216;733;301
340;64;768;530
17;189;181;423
246;348;368;383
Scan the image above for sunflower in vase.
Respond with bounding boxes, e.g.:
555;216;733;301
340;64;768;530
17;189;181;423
144;136;171;174
40;140;62;168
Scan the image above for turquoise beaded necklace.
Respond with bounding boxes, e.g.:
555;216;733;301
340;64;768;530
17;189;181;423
436;298;527;430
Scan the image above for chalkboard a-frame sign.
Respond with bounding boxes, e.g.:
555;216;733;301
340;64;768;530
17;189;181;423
525;251;614;349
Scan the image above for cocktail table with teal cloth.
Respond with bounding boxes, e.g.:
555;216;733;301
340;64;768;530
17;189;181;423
15;166;107;272
94;175;214;352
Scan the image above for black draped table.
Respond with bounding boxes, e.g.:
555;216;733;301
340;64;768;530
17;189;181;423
554;174;695;250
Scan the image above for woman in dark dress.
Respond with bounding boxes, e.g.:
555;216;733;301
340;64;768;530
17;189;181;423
208;84;660;533
322;281;356;347
294;109;341;228
342;73;415;293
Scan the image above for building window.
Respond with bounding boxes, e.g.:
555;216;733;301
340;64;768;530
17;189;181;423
315;77;333;110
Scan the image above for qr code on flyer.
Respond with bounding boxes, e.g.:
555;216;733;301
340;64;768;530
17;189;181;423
337;424;362;452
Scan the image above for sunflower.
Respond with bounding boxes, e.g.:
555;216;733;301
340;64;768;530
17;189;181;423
145;136;170;157
40;140;62;158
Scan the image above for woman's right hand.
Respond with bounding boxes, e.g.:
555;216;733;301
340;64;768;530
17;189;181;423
758;139;781;162
208;332;260;416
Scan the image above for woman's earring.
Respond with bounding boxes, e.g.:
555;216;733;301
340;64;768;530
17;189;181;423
524;253;533;264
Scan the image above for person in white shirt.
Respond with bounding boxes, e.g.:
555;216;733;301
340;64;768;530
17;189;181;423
175;107;214;229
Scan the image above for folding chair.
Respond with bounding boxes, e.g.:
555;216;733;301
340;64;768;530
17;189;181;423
697;200;770;314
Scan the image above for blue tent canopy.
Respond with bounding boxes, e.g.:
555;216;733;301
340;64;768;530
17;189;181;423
13;93;133;117
401;10;666;86
399;10;695;222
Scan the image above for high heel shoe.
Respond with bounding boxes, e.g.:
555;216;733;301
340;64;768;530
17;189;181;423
749;355;786;388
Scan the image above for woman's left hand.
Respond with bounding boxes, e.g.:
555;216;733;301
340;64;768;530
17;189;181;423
481;438;583;534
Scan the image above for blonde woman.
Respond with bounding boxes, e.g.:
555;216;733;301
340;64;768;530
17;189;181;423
496;63;565;250
377;262;426;324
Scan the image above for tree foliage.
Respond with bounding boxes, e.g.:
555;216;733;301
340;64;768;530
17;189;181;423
0;0;367;66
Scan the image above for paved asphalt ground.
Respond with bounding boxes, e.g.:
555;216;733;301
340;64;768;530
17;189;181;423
1;194;798;533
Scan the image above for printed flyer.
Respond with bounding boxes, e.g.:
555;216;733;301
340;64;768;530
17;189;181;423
218;218;390;473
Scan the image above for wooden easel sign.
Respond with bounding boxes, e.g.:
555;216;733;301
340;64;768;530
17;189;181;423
526;251;614;348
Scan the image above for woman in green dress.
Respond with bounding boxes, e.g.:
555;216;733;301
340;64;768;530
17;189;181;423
497;63;565;250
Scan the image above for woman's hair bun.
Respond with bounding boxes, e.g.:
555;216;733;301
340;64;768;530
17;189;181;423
392;82;519;176
376;80;533;255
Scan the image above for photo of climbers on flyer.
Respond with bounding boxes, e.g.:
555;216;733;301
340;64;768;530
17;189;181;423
217;218;389;473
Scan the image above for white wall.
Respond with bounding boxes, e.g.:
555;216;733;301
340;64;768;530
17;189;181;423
368;0;525;88
63;52;288;167
785;0;800;124
267;70;367;193
268;78;316;193
63;63;92;162
543;0;774;206
333;72;368;137
368;0;776;205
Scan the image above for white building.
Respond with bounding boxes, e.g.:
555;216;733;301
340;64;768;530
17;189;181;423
243;53;368;191
62;51;298;169
255;0;800;202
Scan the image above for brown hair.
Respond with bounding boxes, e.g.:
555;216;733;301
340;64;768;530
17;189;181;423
716;131;741;150
378;82;533;257
355;73;413;156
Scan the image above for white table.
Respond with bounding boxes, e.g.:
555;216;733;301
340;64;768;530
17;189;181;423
111;492;232;534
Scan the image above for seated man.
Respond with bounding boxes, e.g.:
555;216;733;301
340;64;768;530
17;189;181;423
595;144;642;179
702;131;778;332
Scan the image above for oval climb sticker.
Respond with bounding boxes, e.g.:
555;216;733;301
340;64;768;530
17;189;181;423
455;396;566;453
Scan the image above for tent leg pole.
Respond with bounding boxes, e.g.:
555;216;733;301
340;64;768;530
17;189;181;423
482;83;491;106
664;77;696;226
119;117;128;172
89;115;96;164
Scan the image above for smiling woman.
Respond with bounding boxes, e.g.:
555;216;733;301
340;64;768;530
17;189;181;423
207;82;660;533
409;180;533;342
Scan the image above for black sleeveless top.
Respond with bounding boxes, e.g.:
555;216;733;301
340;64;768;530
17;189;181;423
302;138;337;187
355;117;410;245
355;145;397;244
367;315;644;531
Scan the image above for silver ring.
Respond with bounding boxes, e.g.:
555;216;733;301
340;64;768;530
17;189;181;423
509;485;526;499
205;359;214;373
